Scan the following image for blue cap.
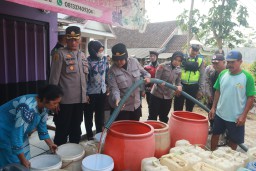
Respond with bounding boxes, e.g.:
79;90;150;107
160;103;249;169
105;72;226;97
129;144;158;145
226;50;242;61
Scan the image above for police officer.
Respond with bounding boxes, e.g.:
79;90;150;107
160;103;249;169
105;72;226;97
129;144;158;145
149;51;183;123
144;51;159;111
49;26;88;145
108;43;151;121
174;41;205;112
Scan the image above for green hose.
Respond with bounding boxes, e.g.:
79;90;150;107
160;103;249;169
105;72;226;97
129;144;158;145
104;78;248;152
105;78;209;129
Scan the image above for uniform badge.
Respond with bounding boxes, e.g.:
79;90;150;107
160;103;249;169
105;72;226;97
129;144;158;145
66;54;72;58
69;66;74;71
53;53;59;61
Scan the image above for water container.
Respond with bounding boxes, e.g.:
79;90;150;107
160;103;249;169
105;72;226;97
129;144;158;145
198;151;212;160
205;154;221;165
169;146;188;154
141;157;169;171
246;161;256;171
247;147;256;161
144;120;170;158
80;140;99;157
192;162;224;171
81;154;114;171
186;145;205;155
179;153;202;168
160;153;189;171
175;139;191;147
56;143;85;171
169;111;208;147
217;158;235;171
103;120;155;171
29;154;62;171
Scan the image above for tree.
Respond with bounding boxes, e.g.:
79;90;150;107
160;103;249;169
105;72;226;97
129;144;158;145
175;0;249;50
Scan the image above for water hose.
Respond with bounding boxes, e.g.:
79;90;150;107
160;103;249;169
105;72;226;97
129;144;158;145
104;78;248;151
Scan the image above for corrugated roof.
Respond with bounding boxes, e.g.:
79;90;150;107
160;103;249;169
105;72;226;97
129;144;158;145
164;35;188;53
107;21;177;48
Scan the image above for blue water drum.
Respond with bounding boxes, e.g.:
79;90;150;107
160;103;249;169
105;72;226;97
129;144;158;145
246;161;256;171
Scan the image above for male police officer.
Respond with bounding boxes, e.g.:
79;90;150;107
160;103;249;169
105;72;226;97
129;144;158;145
174;40;205;112
49;26;88;145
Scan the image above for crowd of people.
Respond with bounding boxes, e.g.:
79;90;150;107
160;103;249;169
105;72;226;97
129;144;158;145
0;25;255;168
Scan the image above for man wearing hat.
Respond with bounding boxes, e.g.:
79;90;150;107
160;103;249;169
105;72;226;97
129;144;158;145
107;43;151;121
144;51;159;112
49;26;88;145
205;52;226;132
174;41;205;112
209;50;255;150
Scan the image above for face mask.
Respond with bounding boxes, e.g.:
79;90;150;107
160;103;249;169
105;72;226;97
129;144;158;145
97;53;103;58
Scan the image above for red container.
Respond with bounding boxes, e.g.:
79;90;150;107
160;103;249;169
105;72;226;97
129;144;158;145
169;111;208;147
103;120;155;171
144;120;170;158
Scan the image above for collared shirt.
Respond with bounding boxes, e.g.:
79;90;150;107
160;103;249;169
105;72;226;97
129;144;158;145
108;57;150;111
49;47;88;104
151;61;181;99
214;69;255;122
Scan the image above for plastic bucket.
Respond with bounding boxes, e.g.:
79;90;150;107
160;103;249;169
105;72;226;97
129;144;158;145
29;154;62;171
169;111;208;147
56;143;85;171
103;120;155;171
82;154;114;171
144;120;170;158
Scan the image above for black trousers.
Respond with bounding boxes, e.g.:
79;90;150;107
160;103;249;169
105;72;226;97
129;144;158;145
53;103;84;146
84;93;106;139
145;92;151;111
174;83;199;112
111;106;142;121
148;94;172;123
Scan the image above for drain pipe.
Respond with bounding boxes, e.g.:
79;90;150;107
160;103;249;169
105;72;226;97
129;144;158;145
104;78;248;151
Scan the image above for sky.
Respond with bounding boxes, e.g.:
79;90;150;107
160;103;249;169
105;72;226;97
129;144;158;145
145;0;256;30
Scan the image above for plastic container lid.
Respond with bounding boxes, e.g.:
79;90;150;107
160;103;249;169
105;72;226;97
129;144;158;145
29;154;62;170
56;143;85;162
82;154;114;171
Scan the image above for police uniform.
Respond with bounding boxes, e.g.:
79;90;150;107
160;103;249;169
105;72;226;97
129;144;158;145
174;45;205;112
49;26;88;145
108;43;150;121
149;52;183;123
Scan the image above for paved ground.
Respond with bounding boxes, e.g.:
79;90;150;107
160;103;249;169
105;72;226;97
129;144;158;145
29;97;256;158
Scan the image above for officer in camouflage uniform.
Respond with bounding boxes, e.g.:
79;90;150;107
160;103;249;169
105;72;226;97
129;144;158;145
108;43;151;121
149;51;183;123
49;26;88;145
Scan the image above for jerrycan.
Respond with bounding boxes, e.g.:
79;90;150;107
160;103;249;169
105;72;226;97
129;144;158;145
141;157;169;171
192;162;224;171
160;153;189;171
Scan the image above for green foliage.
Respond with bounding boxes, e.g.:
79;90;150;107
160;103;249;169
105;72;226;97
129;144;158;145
175;0;249;49
250;61;256;80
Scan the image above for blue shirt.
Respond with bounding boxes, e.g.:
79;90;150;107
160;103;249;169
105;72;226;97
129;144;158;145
0;94;50;165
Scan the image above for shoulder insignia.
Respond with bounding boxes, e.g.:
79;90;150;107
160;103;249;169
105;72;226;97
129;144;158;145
53;53;59;61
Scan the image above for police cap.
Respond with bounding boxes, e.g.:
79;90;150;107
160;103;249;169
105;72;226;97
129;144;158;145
66;26;81;40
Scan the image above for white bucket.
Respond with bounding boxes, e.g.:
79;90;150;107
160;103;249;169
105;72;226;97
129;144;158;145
82;154;114;171
56;143;85;171
30;154;62;171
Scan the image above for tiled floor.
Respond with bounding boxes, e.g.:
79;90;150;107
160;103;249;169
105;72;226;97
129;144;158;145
29;98;256;158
